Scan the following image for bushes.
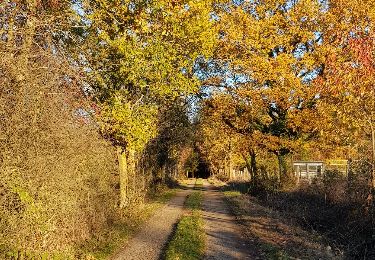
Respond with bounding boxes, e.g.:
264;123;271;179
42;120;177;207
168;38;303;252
224;161;374;258
0;48;183;257
0;7;189;255
0;50;119;257
257;168;375;259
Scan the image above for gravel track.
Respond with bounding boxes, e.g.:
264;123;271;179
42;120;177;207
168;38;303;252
112;180;257;260
202;180;259;260
111;186;193;260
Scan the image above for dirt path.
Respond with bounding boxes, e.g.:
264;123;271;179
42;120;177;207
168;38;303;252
111;184;193;260
202;180;259;259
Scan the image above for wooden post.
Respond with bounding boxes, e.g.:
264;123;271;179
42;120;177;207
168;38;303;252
306;163;310;182
296;165;300;184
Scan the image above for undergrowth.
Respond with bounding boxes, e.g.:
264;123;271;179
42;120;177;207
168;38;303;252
222;178;375;259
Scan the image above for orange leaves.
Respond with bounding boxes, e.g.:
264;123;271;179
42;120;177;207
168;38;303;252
349;36;375;73
315;5;375;151
202;0;374;167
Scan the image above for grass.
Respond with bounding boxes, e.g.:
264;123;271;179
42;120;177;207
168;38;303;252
194;178;204;191
165;190;205;260
3;250;71;260
80;189;177;259
152;188;178;203
222;181;251;194
195;178;203;187
223;190;242;197
185;191;203;210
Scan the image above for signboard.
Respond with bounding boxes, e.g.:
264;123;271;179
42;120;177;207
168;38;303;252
326;159;348;166
325;159;348;175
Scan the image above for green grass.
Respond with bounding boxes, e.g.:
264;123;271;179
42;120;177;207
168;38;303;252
223;190;242;197
185;191;203;210
165;191;204;260
194;178;204;191
195;178;203;187
80;189;177;259
152;188;178;203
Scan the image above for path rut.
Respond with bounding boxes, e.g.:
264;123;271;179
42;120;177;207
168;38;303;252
202;180;259;260
111;186;192;260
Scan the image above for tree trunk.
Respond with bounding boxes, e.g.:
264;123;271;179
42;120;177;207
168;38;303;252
242;153;253;180
229;151;233;180
128;149;136;199
224;155;228;179
277;153;287;179
117;146;128;208
250;149;257;179
242;150;258;185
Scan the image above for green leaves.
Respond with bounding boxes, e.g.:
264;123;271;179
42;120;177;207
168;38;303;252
100;94;158;151
85;0;219;151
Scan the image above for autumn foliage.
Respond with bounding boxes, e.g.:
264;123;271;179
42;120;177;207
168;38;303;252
0;0;374;258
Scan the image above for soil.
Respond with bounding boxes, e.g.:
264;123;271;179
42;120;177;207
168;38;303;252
202;180;260;259
111;182;194;260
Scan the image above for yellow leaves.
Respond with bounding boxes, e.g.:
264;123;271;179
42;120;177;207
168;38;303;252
99;95;158;151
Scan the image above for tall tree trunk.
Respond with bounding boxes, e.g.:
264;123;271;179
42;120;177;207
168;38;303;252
128;149;136;198
277;153;287;181
242;150;257;185
250;149;257;179
224;155;228;179
117;146;128;208
229;150;233;180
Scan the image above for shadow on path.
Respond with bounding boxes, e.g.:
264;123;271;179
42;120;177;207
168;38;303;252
202;180;260;260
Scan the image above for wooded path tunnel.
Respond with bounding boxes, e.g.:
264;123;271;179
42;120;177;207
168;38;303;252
195;158;211;179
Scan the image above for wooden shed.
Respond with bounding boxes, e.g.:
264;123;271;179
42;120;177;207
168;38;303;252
293;161;324;181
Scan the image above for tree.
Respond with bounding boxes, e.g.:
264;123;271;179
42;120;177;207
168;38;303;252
82;0;219;206
198;95;250;181
198;0;328;183
316;0;375;188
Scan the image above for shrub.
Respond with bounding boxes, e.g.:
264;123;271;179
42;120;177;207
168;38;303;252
0;49;118;257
